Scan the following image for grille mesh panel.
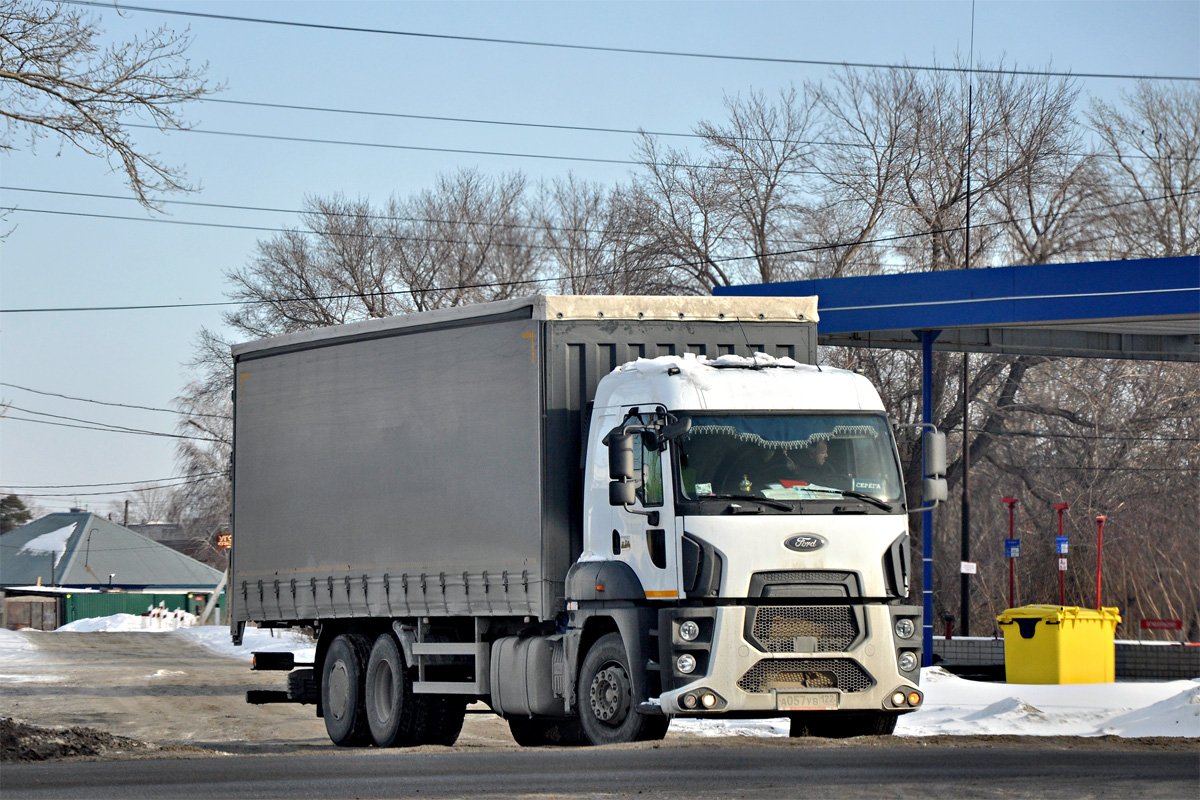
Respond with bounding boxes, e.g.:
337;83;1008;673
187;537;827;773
751;605;857;652
754;571;851;583
737;658;874;693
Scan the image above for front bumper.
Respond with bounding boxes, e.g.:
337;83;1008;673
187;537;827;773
656;604;922;716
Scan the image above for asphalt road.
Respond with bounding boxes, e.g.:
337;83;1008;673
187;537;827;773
4;745;1198;799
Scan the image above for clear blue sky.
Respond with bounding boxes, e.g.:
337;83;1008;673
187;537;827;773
2;0;1197;514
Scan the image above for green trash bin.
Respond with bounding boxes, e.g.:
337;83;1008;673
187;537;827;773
996;605;1121;684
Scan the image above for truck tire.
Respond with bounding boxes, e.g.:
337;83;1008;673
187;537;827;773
508;717;587;747
321;633;373;746
789;711;898;738
364;634;420;747
576;632;657;746
636;714;670;741
417;695;468;746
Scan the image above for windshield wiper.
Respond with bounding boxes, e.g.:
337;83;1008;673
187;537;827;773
838;490;893;511
705;493;797;512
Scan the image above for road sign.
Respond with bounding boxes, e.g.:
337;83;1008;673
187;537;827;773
1056;536;1068;555
1005;539;1020;558
216;533;232;549
1058;558;1068;572
1140;619;1183;631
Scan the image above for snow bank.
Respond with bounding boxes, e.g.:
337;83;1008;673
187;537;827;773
175;625;315;663
675;668;1199;739
47;613;316;662
0;628;38;665
896;667;1200;738
57;611;198;632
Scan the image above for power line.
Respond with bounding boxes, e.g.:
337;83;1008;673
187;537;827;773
3;473;223;490
976;428;1199;443
8;476;218;498
0;381;231;420
61;1;1200;82
2;415;221;442
2;188;1194;314
122;122;1186;177
202;97;1171;163
3;184;1156;243
4;405;206;438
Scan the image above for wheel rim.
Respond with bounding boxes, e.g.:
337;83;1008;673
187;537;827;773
328;661;351;721
372;658;395;723
588;661;631;727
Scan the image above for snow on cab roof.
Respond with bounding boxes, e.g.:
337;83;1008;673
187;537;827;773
231;295;818;358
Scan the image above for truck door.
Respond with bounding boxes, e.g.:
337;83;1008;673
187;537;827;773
613;411;680;601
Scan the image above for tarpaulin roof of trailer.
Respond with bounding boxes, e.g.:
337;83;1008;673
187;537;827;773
0;512;223;591
716;256;1199;362
231;294;819;359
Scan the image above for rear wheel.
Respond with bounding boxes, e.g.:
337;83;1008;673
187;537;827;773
364;634;417;747
419;695;468;746
576;632;658;746
789;711;898;738
321;633;373;746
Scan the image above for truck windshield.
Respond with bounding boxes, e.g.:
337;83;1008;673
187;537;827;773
674;414;903;506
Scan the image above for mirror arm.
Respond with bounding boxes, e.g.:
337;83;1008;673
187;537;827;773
624;505;660;527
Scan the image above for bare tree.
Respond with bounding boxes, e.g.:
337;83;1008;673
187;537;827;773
0;0;216;207
534;175;674;295
631;86;820;293
1088;81;1200;259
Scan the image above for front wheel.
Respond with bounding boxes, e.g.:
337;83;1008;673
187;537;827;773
789;711;898;738
508;717;588;747
576;632;658;746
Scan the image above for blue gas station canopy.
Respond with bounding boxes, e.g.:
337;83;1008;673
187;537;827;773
717;256;1199;362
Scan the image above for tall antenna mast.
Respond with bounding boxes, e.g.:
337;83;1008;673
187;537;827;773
961;0;977;636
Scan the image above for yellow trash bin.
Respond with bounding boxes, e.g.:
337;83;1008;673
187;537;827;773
996;605;1122;684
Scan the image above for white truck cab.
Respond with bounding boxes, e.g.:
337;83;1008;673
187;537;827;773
576;353;921;735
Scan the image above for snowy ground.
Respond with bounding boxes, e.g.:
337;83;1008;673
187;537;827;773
2;618;1196;739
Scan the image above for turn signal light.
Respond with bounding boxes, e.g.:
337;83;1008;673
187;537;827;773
908;691;922;706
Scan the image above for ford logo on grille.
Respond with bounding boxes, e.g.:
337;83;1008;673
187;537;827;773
784;534;826;552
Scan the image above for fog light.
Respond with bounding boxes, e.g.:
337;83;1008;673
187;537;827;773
679;620;700;641
701;693;717;708
894;618;916;639
891;691;906;706
907;691;922;706
897;651;918;672
676;653;697;674
682;693;698;709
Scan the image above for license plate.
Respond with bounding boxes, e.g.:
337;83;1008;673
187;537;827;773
776;692;839;711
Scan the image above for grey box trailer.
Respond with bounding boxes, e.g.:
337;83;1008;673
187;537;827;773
230;294;929;749
229;295;817;637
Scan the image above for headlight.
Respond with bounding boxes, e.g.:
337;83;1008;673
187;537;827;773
676;653;697;674
897;651;918;672
700;693;717;709
891;691;907;706
894;618;916;639
679;620;700;641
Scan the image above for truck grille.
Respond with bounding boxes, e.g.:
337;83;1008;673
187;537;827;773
750;606;858;653
736;658;874;694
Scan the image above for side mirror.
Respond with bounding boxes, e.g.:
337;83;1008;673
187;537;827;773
609;480;636;507
923;430;946;478
606;430;635;480
924;477;948;505
660;417;692;442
